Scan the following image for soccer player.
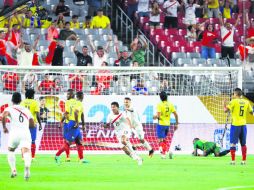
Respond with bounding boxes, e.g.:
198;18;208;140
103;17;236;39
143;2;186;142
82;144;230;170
56;89;88;163
224;88;253;165
21;89;42;159
153;91;179;159
106;102;143;165
2;92;35;180
123;97;154;157
192;138;230;157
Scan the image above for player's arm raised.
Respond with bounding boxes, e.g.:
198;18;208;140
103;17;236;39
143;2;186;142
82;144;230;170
2;111;10;133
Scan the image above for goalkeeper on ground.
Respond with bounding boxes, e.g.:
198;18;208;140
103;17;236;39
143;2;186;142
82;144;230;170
192;138;230;157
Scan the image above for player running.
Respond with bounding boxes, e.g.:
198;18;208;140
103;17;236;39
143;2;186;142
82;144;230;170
2;92;35;180
224;88;253;165
192;138;230;157
106;102;143;165
153;91;179;159
123;97;154;157
21;89;42;160
55;89;88;164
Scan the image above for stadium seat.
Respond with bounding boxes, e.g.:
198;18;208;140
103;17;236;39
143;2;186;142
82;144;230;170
192;58;206;65
171;52;186;64
207;58;221;65
175;58;192;67
186;52;201;59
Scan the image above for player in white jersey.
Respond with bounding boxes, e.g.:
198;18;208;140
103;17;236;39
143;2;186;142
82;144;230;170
2;92;35;180
124;97;154;157
105;102;143;165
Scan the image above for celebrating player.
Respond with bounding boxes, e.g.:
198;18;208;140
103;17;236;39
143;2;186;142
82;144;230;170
56;89;88;163
153;91;179;159
192;138;230;157
2;92;35;180
21;89;42;160
106;102;143;165
224;88;253;165
123;97;154;157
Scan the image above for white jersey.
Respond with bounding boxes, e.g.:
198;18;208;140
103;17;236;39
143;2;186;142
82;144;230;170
124;108;142;128
163;0;180;17
107;112;130;132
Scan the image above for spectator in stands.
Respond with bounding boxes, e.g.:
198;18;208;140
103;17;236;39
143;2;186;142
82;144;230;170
201;23;218;59
47;20;59;42
163;0;180;29
22;10;41;28
89;37;110;67
246;13;254;39
56;13;66;29
59;22;78;40
74;39;93;66
0;15;8;28
219;13;241;59
132;79;148;95
8;23;21;46
41;17;53;29
251;0;254;14
125;0;139;21
114;50;132;66
39;97;49;123
2;72;19;93
196;20;208;41
39;74;55;95
72;0;88;17
88;0;104;16
187;25;197;41
16;35;40;66
83;16;92;28
182;0;201;26
130;61;141;81
149;1;161;29
8;10;23;29
70;15;80;29
51;40;65;66
136;0;150;18
22;73;38;93
131;35;148;66
90;8;111;29
53;0;70;16
52;77;63;94
69;71;85;92
219;0;233;18
207;0;220;18
0;30;7;65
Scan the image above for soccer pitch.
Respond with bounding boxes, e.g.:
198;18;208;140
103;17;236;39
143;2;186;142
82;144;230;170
0;155;253;190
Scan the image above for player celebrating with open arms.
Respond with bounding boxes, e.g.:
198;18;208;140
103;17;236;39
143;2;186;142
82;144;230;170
224;88;253;165
105;102;143;165
2;92;35;180
153;91;179;159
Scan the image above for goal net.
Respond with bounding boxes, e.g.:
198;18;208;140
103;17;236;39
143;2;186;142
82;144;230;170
0;66;242;154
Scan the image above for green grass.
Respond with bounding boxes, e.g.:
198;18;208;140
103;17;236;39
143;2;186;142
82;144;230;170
0;154;254;190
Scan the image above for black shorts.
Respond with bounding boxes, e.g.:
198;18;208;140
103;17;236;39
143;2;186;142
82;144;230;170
164;16;178;29
221;46;235;59
149;21;160;27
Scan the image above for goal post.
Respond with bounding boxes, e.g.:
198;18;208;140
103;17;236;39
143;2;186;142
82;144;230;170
0;66;244;154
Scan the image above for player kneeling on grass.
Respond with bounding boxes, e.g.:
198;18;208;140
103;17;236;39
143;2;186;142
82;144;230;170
224;88;253;165
2;92;34;180
123;97;154;157
55;90;88;164
105;102;143;165
192;138;230;157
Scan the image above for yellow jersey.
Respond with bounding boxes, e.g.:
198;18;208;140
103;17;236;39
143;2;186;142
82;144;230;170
227;98;253;126
70;22;80;29
157;101;176;126
76;100;84;122
208;0;219;9
41;20;52;29
21;99;39;123
65;98;80;121
91;15;110;29
0;16;8;28
23;17;39;28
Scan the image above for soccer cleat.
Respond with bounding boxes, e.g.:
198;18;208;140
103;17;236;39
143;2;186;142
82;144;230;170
65;157;71;162
24;167;30;181
241;161;246;165
149;149;154;157
80;159;90;164
55;156;60;164
230;161;236;165
11;170;17;178
169;151;173;159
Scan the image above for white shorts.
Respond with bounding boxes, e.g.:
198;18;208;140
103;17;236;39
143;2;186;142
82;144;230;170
116;128;131;143
132;125;145;140
8;131;31;149
184;17;197;25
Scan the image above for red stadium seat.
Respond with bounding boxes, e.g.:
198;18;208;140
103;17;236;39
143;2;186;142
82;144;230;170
178;29;187;36
165;28;178;36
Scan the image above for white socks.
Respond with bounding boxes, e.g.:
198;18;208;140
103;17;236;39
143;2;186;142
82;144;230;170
23;152;32;168
8;151;16;172
143;140;152;151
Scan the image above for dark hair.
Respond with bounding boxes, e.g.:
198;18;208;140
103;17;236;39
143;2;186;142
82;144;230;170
193;138;200;142
72;15;78;19
159;91;167;101
39;96;45;101
85;16;91;20
76;91;84;99
82;45;88;49
124;97;131;101
206;23;214;31
234;88;243;96
65;22;70;25
25;89;35;99
97;46;103;50
12;92;22;104
111;101;119;108
103;61;108;66
0;30;4;33
187;25;194;31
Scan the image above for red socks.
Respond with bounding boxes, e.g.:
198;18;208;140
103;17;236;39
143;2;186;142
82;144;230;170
56;142;70;157
159;141;167;154
77;144;84;160
241;145;247;161
230;149;236;161
65;145;70;158
31;144;36;158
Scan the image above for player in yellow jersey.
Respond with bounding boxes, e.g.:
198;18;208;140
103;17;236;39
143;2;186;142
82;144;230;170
21;89;42;159
153;91;179;159
224;88;253;165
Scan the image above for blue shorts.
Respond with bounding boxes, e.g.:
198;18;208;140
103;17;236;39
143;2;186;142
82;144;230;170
63;123;69;139
156;124;169;139
29;126;37;143
65;120;82;142
230;125;247;146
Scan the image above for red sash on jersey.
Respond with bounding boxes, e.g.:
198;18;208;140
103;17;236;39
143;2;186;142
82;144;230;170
222;30;232;42
111;113;122;124
13;108;29;120
166;1;177;9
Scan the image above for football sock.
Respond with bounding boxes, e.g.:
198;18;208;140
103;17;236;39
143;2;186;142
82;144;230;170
23;152;32;168
162;140;167;153
56;142;69;156
8;151;16;172
219;150;230;157
230;147;236;161
126;141;135;153
76;144;84;160
31;143;36;158
159;141;165;154
241;145;247;161
143;140;152;151
65;144;70;158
